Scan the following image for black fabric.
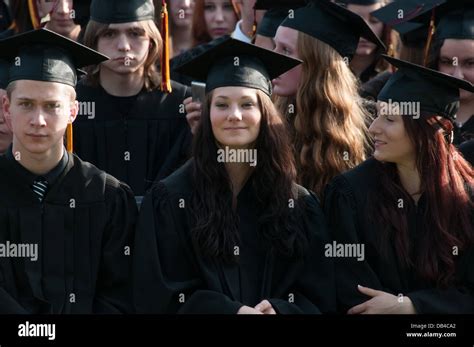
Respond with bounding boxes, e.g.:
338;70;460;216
323;158;474;313
436;8;474;40
460;139;474;164
359;62;380;84
379;55;474;120
133;160;336;314
0;0;11;32
280;0;385;60
360;70;392;100
0;28;108;87
0;58;8;89
454;116;474;146
255;1;307;38
73;80;191;196
5;146;68;186
90;0;155;24
0;153;137;313
174;36;302;96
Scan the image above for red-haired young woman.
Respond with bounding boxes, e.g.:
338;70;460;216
324;56;474;314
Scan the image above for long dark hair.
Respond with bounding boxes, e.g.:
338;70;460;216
189;89;308;263
368;114;474;287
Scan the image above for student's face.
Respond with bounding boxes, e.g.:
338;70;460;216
347;4;384;57
210;87;261;149
204;0;238;40
272;26;302;97
438;39;474;103
369;102;416;165
37;0;76;36
0;88;13;154
2;81;78;156
97;22;151;76
170;0;195;28
255;34;275;50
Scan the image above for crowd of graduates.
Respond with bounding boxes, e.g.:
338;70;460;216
0;0;473;315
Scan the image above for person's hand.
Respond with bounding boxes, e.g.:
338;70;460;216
254;300;277;314
237;305;264;314
347;285;417;314
234;0;257;39
184;96;202;135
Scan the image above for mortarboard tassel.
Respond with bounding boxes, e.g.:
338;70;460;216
28;0;42;29
161;0;172;93
423;9;436;67
67;124;73;153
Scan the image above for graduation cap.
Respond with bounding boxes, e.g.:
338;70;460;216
0;28;108;87
254;0;307;38
378;55;474;120
90;0;155;24
371;1;425;46
174;36;302;96
73;0;92;26
0;58;8;89
0;28;108;153
435;7;474;40
280;0;386;60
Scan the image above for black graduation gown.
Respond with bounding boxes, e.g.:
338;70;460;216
0;153;137;313
454;116;474;146
460;139;474;165
323;158;474;314
359;71;392;101
133;161;336;314
73;80;192;196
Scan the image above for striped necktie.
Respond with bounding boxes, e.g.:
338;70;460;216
31;178;49;202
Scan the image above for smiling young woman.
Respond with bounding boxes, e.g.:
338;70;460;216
133;37;336;314
324;56;474;314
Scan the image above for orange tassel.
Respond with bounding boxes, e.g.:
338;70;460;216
161;0;172;93
28;0;42;29
423;9;436;67
66;124;73;153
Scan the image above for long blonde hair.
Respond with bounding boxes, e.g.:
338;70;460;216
294;32;370;196
82;19;162;91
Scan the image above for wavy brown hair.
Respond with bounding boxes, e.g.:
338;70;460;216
189;89;308;263
295;32;370;197
81;19;162;91
368;114;474;287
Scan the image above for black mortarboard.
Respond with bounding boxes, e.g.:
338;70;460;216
254;0;307;38
0;58;8;89
174;36;302;96
436;8;474;40
73;0;92;26
90;0;155;24
373;0;474;40
371;1;425;46
0;28;108;87
378;55;474;120
280;0;386;60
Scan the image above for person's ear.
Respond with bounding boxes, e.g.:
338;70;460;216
69;100;79;124
2;94;13;131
